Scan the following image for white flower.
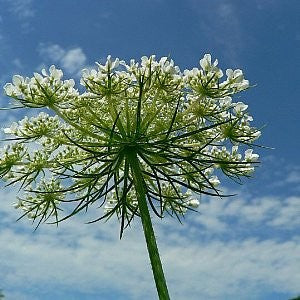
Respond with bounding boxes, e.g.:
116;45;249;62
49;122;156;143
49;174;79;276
244;149;259;161
101;55;120;70
81;68;90;78
234;102;248;114
3;122;18;134
226;69;244;83
187;199;200;208
12;200;23;209
204;167;214;176
219;96;232;108
199;54;223;78
239;80;249;90
224;69;249;91
3;83;17;96
12;75;24;87
141;55;151;67
200;54;216;71
64;79;75;89
33;72;46;84
244;115;253;122
253;130;261;139
49;65;63;80
231;146;242;159
159;56;168;66
232;145;239;154
41;68;48;76
209;175;220;187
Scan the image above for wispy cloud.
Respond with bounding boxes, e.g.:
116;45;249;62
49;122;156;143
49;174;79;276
0;176;299;299
37;43;87;75
255;0;282;11
1;0;35;19
286;169;300;184
179;191;300;240
0;0;35;32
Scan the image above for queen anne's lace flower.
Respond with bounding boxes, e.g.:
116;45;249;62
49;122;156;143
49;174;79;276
4;112;61;139
1;54;261;234
4;65;78;108
1;54;264;300
13;178;64;224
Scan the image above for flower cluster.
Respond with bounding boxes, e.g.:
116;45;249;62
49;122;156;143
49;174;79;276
4;65;78;108
1;54;261;235
13;178;63;225
210;146;259;178
0;143;27;178
4;112;61;139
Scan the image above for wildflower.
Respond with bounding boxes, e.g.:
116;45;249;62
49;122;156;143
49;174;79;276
1;54;262;300
1;53;261;226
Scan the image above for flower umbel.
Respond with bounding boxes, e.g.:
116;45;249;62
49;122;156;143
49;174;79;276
1;55;261;232
1;54;262;300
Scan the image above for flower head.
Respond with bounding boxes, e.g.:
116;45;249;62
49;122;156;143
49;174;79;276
1;54;261;236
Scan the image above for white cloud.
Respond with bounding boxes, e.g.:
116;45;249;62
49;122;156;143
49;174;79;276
39;44;65;61
267;196;300;228
2;0;35;19
163;237;300;299
0;0;35;33
0;184;299;299
286;170;300;184
1;223;299;300
12;58;23;69
61;48;87;74
38;43;87;75
188;192;300;234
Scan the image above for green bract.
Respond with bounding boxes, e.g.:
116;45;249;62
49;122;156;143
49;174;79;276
1;54;260;234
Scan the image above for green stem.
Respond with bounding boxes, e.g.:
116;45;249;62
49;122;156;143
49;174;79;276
127;150;170;300
50;105;107;141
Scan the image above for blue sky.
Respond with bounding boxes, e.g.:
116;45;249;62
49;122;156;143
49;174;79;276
0;1;299;299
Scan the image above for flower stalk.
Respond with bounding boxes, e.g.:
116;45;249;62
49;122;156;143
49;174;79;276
127;149;170;300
